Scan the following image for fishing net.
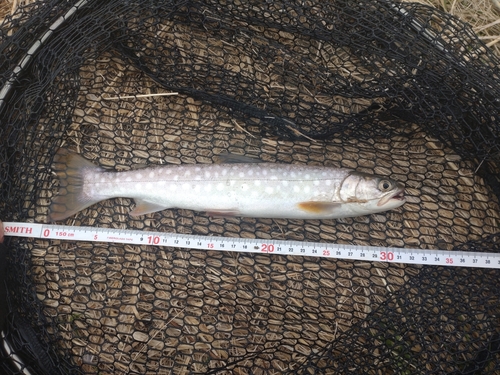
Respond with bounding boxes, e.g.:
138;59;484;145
0;0;500;373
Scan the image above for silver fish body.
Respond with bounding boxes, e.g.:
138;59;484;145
49;149;406;221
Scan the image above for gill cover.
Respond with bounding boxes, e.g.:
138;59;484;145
339;172;402;206
339;172;372;203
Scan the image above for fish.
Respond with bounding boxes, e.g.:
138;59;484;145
48;148;406;221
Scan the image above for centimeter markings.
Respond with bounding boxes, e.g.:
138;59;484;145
3;222;500;269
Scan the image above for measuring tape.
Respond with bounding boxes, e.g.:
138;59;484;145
3;222;500;269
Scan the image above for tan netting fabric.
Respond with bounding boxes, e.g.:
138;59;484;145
0;1;500;374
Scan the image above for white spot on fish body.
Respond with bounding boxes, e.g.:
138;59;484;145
159;180;166;186
204;171;210;178
146;182;152;189
205;184;212;192
304;186;311;194
217;183;224;191
313;180;320;186
251;191;258;198
126;176;132;182
248;170;254;176
135;183;142;190
182;183;189;190
326;180;332;186
282;180;289;187
195;167;201;172
293;185;300;193
149;171;155;178
304;174;310;179
195;185;201;193
265;187;273;194
221;169;227;176
291;171;297;178
184;170;191;177
241;183;248;191
136;173;143;179
239;172;245;178
322;171;327;177
262;169;268;176
254;180;261;186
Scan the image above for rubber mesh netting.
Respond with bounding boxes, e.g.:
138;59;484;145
0;0;500;374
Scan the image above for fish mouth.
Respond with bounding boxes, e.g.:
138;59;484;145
377;188;406;207
391;189;405;201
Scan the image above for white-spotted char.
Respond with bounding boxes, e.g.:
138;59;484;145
48;149;406;221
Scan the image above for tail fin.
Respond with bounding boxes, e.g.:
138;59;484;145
48;149;103;221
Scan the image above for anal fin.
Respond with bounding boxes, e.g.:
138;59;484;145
130;199;170;216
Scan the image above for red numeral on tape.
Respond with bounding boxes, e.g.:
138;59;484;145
380;251;394;261
261;244;275;253
148;236;160;244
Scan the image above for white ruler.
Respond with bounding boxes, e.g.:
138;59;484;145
3;222;500;269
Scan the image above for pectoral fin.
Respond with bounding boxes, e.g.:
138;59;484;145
130;199;170;216
297;201;341;214
206;209;242;217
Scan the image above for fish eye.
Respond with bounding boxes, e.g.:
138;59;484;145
378;179;392;191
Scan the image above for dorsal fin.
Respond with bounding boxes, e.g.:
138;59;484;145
216;153;263;164
130;163;149;170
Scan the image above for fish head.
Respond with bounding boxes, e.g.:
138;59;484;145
339;172;406;215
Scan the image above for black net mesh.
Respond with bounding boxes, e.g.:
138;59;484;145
0;0;500;374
